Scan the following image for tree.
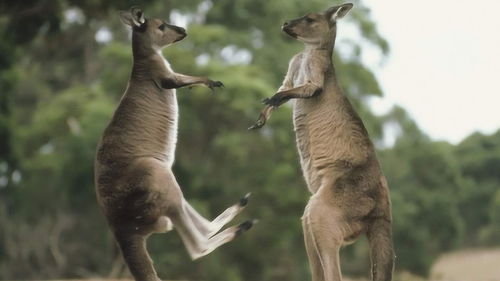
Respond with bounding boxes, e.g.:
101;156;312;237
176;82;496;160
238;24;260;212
3;0;499;280
453;130;500;245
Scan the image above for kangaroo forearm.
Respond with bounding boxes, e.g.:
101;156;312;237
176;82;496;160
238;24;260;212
263;83;323;107
158;74;206;89
157;74;223;90
250;83;323;129
279;83;323;98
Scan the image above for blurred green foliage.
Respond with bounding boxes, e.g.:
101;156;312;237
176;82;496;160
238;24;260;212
0;0;499;280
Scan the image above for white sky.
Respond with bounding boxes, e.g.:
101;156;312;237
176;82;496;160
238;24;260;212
363;0;500;144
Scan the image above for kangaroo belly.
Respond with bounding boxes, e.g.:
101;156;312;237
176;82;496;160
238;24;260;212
293;99;321;192
293;95;373;194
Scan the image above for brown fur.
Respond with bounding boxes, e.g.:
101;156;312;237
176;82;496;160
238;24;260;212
250;3;394;281
95;7;254;281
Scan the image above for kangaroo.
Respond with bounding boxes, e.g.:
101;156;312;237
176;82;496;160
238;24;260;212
95;7;255;281
249;3;394;281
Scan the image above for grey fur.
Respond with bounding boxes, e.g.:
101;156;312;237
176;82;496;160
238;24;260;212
250;3;394;281
95;8;252;281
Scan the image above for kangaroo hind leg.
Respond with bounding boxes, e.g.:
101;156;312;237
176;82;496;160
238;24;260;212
183;192;250;237
302;208;326;281
115;233;160;281
168;200;255;260
303;196;344;281
161;171;254;260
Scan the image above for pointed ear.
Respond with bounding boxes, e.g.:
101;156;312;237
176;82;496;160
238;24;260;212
119;11;135;27
326;3;353;23
119;7;145;28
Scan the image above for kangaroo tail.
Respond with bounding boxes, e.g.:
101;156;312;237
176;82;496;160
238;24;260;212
115;234;160;281
367;217;395;281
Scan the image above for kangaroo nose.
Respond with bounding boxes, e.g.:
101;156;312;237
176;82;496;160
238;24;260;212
283;21;289;26
174;26;186;35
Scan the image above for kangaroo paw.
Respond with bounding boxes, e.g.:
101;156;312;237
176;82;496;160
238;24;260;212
248;115;266;130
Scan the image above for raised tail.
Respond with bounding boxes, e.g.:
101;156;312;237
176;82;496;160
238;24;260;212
115;233;160;281
367;217;395;281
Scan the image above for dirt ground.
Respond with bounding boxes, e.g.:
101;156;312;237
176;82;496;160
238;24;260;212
429;248;500;281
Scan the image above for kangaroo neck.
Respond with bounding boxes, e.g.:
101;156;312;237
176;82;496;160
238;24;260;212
304;43;334;54
302;46;333;64
303;28;336;52
131;31;170;81
131;50;170;82
301;44;337;88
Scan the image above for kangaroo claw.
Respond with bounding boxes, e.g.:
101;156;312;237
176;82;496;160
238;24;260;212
248;105;274;130
235;219;258;236
239;192;251;207
248;117;266;130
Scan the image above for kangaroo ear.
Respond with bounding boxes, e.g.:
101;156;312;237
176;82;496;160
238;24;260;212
130;7;145;25
119;7;145;28
326;3;353;23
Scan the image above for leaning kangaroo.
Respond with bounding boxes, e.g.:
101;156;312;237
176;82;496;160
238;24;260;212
250;3;394;281
95;7;255;281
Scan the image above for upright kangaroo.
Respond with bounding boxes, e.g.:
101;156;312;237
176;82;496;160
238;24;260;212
95;7;255;281
250;3;394;281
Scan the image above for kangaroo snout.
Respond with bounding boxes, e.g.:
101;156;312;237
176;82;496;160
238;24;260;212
171;25;187;42
282;23;297;38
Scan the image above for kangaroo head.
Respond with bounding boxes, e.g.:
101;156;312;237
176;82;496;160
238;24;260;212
282;3;353;47
120;7;186;53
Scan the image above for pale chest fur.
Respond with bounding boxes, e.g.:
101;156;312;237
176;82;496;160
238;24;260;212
293;52;315;86
160;56;178;167
162;90;178;167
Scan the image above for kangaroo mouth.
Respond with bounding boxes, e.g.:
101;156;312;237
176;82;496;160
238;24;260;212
282;26;297;38
174;32;187;42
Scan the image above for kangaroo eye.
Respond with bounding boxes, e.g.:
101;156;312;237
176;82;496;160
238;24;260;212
158;23;166;31
305;17;315;23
